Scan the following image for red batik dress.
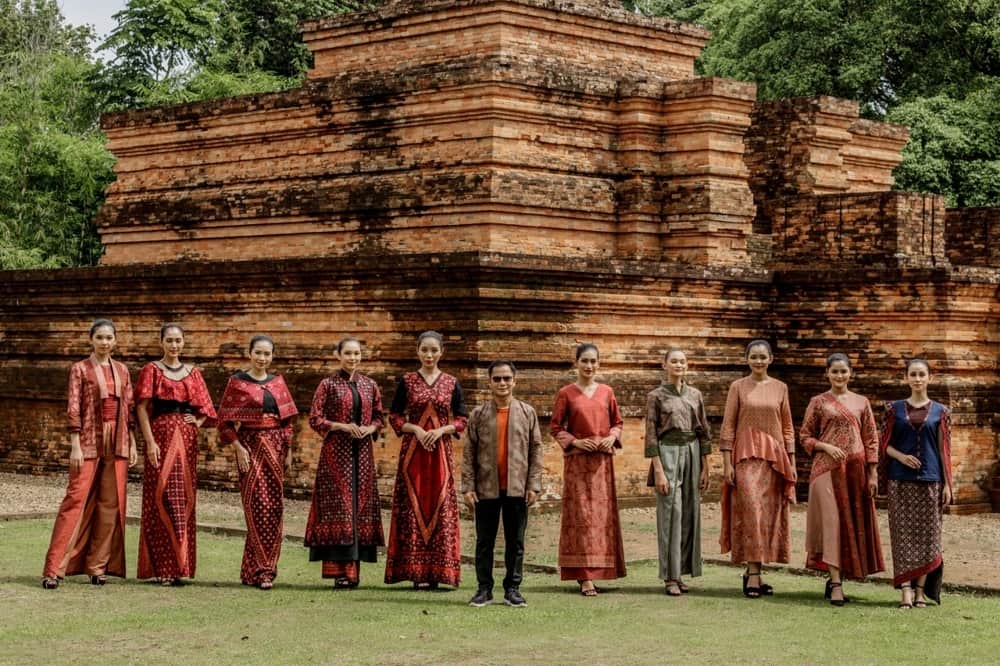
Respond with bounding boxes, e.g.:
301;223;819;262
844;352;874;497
306;370;386;585
719;376;797;564
800;391;884;579
550;383;627;582
43;357;135;580
136;362;217;581
217;372;299;586
384;372;467;587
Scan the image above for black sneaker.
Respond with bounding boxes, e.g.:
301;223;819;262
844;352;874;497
503;588;527;607
468;588;493;607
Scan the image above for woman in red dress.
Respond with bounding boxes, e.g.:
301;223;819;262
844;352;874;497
41;319;137;589
136;323;217;586
719;339;796;598
800;353;883;606
217;335;299;590
385;331;468;589
550;343;626;597
306;337;385;588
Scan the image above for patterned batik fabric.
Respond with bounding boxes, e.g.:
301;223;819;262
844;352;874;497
550;383;627;581
137;414;200;579
887;480;944;599
135;363;217;580
238;426;290;585
801;392;884;579
384;372;467;587
305;372;385;554
718;376;797;564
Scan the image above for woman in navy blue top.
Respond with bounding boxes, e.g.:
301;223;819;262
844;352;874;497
879;359;953;609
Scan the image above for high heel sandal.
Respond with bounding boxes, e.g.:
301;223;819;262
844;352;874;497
90;575;107;586
824;579;851;603
898;584;913;609
743;571;762;599
827;581;845;607
913;584;927;608
41;577;59;590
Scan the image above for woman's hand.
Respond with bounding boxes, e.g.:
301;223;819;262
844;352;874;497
129;435;138;468
867;469;878;497
420;427;445;450
236;444;250;474
654;471;670;496
572;438;597;452
941;485;953;507
147;443;161;468
182;414;203;427
699;465;709;492
598;435;616;453
463;491;478;507
819;442;847;463
723;458;735;486
895;452;921;469
69;443;84;474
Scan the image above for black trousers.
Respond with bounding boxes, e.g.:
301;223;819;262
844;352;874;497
474;491;528;591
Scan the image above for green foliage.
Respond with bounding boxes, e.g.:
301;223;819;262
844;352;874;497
636;0;1000;206
0;0;110;269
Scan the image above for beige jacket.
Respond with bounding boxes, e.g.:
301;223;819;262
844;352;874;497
461;398;543;499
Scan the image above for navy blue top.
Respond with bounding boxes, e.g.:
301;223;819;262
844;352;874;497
885;400;946;483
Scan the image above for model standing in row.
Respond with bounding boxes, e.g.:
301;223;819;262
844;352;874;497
135;323;217;586
550;343;626;597
880;359;952;608
719;340;795;598
42;319;137;589
644;349;711;596
306;337;386;588
800;353;884;606
217;335;299;589
463;360;543;608
385;331;467;590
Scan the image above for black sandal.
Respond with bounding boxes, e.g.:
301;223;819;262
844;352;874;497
90;575;107;586
828;581;845;607
743;572;762;599
334;577;358;590
825;579;851;603
41;577;59;590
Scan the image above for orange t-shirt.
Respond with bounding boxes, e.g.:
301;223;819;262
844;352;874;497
497;407;509;491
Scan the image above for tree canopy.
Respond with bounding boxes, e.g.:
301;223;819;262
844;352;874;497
1;0;998;269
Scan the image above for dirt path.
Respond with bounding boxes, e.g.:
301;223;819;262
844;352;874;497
4;472;998;590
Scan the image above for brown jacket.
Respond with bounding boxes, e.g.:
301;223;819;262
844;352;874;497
461;398;543;499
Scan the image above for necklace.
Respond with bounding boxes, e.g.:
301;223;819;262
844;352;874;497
160;360;184;372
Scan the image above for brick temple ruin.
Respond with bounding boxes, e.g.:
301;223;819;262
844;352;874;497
1;0;997;511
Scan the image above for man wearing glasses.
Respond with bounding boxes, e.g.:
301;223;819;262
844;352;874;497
462;360;543;608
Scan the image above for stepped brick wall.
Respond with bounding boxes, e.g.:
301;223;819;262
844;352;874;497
1;0;997;511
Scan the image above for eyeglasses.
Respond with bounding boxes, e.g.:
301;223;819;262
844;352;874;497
490;375;515;383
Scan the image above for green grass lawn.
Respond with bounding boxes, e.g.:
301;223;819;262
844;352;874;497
2;519;998;665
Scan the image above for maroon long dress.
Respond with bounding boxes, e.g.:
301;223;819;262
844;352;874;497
550;383;627;582
800;391;884;579
136;363;216;581
306;370;385;585
218;372;298;586
384;371;467;587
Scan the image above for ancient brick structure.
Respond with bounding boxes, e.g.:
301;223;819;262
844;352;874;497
1;0;997;512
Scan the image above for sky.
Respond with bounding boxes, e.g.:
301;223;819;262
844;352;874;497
59;0;128;42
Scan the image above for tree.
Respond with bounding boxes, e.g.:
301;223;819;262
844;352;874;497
0;0;111;269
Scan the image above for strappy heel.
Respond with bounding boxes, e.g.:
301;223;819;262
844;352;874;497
90;575;106;586
41;576;59;590
828;581;845;607
825;578;850;603
898;584;913;609
913;584;927;608
743;571;762;599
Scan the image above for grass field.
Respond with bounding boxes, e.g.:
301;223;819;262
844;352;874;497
2;519;998;665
